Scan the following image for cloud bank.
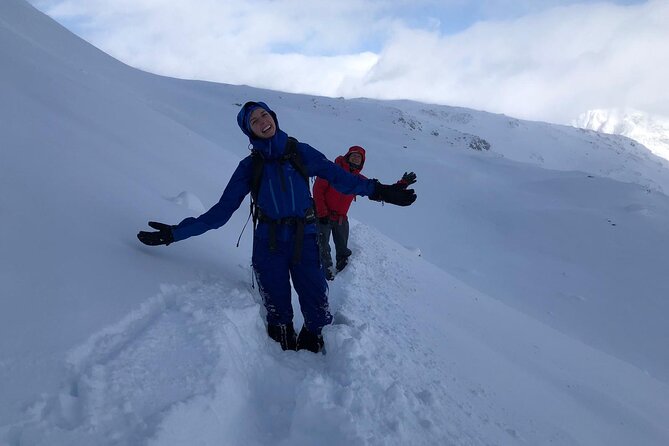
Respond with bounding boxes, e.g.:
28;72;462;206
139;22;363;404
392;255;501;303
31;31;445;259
348;1;669;123
31;0;669;123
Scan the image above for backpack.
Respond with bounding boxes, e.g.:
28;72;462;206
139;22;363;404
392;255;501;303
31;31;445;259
243;137;315;263
249;136;310;225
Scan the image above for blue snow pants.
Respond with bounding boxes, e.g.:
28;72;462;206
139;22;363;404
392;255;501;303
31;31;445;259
252;233;332;335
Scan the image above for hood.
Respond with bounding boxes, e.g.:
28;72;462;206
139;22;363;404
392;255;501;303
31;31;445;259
336;145;366;173
236;101;287;158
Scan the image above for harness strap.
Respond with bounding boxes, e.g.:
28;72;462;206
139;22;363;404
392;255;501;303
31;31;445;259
293;220;305;264
249;136;313;263
268;222;278;252
257;208;316;263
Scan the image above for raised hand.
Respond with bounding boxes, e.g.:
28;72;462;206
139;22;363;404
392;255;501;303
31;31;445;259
137;221;174;246
397;171;417;188
370;181;417;206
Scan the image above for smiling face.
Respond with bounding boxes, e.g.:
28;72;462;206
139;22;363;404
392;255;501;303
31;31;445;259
249;107;276;139
348;152;363;166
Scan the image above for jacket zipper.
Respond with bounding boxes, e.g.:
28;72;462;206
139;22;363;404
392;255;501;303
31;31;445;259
268;178;280;214
289;176;296;212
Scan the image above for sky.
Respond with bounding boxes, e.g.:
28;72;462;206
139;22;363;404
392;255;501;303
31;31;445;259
27;0;668;124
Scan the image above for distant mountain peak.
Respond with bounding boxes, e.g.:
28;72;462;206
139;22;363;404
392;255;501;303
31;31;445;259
573;108;669;161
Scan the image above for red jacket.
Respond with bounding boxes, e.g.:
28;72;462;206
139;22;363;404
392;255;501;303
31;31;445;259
313;146;367;222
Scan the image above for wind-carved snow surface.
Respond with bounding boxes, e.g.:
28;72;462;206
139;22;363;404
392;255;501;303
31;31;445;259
166;191;206;213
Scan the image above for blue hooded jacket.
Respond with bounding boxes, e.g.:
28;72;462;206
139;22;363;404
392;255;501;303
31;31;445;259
171;102;377;242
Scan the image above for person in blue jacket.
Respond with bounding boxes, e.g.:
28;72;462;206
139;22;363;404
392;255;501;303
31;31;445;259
138;101;416;353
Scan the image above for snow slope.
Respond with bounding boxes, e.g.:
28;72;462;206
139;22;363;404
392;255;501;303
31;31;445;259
9;225;669;445
574;108;669;161
2;0;669;444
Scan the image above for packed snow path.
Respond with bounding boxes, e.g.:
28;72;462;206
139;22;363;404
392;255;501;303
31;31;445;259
9;230;478;445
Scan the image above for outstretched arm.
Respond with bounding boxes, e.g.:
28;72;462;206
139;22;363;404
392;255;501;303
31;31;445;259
301;143;376;196
301;143;416;206
137;157;253;246
171;158;253;242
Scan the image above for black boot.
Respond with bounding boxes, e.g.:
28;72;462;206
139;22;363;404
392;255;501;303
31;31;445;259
267;324;297;351
296;326;324;353
335;257;348;272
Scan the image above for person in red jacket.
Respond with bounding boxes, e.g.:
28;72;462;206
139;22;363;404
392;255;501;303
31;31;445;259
313;146;416;279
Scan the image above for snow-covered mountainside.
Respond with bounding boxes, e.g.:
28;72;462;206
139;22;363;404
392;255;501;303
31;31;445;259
575;108;669;161
2;0;669;444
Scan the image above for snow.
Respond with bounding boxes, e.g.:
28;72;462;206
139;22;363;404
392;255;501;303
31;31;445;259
2;0;669;444
574;108;669;162
166;191;206;213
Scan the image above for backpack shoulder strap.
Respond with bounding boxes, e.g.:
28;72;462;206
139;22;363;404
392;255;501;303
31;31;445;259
284;136;309;184
249;137;310;214
250;150;264;202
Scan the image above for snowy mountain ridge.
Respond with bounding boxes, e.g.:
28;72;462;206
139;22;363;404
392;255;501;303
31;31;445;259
2;0;669;444
574;108;669;161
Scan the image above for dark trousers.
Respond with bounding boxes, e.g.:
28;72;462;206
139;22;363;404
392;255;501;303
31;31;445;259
318;219;352;271
252;234;332;335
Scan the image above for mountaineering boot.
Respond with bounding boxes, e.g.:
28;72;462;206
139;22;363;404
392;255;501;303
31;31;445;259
325;266;335;281
267;324;297;351
335;257;348;272
297;326;324;353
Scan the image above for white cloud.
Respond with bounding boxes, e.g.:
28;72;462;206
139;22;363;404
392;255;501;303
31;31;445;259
343;1;669;123
35;0;387;93
31;0;669;123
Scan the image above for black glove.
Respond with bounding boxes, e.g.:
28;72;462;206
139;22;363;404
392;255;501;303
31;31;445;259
137;221;174;246
370;181;417;206
401;172;417;186
318;217;330;225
